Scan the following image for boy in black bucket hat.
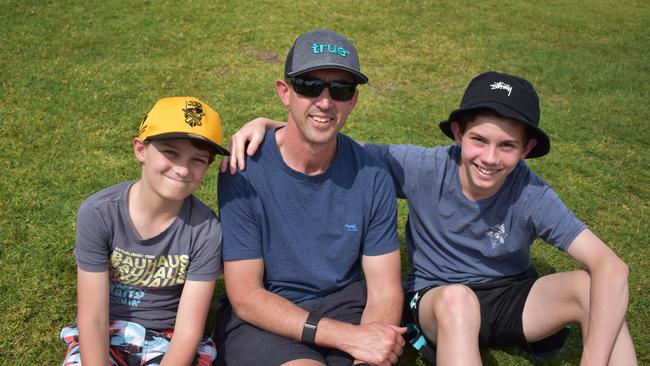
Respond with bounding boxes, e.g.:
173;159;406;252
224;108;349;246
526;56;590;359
389;71;637;365
221;70;637;365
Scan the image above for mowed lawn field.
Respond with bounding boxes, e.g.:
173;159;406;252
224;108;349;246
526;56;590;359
1;1;648;364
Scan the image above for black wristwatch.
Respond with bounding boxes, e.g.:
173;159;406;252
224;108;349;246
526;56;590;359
301;312;322;344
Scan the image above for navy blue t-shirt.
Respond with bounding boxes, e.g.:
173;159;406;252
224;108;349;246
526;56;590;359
218;129;400;304
365;144;586;292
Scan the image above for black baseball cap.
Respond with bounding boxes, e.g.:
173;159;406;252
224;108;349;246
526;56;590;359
439;71;550;158
284;29;368;84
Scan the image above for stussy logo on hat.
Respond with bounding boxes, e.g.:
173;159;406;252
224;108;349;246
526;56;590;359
183;100;204;127
311;42;350;57
490;81;512;96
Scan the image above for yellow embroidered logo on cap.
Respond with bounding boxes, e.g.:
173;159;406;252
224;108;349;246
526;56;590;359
183;100;205;127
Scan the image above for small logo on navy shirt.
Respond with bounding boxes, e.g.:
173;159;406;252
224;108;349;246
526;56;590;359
344;224;359;232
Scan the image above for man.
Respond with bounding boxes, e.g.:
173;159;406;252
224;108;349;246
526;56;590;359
216;29;405;366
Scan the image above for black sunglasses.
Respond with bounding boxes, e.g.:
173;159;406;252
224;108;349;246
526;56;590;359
287;77;357;101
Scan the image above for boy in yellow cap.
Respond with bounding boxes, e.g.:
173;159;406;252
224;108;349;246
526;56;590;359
60;97;229;365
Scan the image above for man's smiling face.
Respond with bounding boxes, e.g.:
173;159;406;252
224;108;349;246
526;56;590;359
281;68;358;146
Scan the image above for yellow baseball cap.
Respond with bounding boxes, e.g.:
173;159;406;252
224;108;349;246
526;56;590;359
138;97;230;156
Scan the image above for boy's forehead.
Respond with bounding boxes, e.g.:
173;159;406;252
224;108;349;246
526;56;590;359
151;139;188;147
466;115;528;140
151;139;211;154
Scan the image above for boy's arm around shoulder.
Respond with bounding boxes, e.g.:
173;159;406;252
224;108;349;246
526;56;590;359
566;228;630;364
220;117;285;175
76;268;110;365
161;279;216;366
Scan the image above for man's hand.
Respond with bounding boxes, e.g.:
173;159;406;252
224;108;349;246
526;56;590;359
316;317;406;366
345;322;407;366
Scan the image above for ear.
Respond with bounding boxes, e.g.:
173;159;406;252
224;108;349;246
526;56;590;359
450;121;463;145
276;79;291;108
133;138;146;164
522;138;538;158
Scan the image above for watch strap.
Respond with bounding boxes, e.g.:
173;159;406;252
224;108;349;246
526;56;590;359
301;312;322;344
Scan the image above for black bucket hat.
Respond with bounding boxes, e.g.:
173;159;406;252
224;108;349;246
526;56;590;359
439;71;550;158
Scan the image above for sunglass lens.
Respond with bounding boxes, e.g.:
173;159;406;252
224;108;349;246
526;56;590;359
292;79;325;97
290;78;356;101
329;83;356;101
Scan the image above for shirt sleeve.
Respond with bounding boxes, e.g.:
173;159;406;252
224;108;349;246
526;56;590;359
218;170;263;261
365;143;407;198
186;207;224;281
362;168;401;256
526;183;587;251
73;199;111;272
365;143;440;201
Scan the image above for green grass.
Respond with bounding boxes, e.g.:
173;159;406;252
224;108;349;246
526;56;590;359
1;0;648;364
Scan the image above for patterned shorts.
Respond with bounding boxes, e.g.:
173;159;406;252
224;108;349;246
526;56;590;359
60;320;217;366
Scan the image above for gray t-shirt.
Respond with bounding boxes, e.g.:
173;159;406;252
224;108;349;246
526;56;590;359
74;181;223;330
365;144;587;292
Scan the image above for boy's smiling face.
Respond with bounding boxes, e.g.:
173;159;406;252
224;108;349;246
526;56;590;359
135;139;212;202
452;114;537;201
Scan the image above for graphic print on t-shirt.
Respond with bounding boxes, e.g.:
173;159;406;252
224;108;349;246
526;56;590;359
110;282;146;307
486;223;508;249
110;246;190;288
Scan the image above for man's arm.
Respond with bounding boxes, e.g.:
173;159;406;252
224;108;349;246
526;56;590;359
224;258;308;340
161;280;215;366
566;228;633;365
224;258;405;365
76;268;110;365
361;250;403;326
343;250;406;364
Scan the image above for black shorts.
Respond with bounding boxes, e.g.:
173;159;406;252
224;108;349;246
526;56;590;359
215;281;367;366
405;267;570;360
